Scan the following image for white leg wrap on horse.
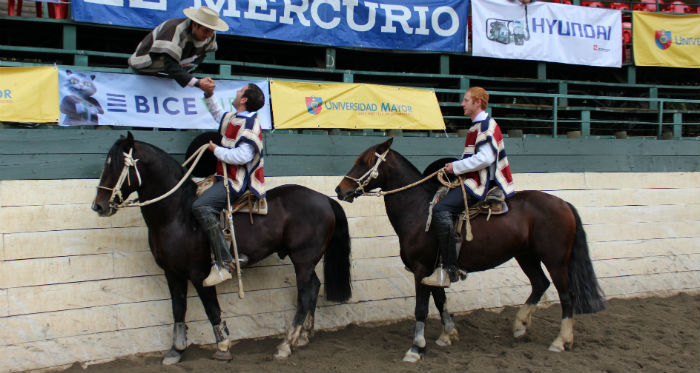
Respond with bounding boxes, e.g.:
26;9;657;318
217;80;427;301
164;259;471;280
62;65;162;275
173;322;187;351
412;321;426;348
513;304;537;338
549;317;575;352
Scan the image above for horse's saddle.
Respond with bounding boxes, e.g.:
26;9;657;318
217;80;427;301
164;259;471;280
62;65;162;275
426;186;509;234
196;175;268;223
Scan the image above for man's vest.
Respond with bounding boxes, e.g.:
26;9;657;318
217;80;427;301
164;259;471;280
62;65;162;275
461;116;515;199
216;111;265;198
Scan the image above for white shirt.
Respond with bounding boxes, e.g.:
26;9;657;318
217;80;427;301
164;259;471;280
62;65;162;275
204;95;256;165
451;110;497;179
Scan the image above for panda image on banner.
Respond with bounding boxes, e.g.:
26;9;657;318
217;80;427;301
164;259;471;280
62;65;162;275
60;70;104;125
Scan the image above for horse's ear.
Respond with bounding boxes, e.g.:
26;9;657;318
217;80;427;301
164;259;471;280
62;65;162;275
125;131;135;150
376;138;394;154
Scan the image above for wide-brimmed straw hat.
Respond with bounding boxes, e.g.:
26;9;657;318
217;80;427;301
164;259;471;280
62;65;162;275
183;6;229;32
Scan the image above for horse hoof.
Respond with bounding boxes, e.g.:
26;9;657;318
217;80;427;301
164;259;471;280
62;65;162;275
213;350;232;361
274;343;292;360
296;335;310;347
436;328;458;346
402;347;423;363
513;328;527;338
548;345;564;352
162;348;183;365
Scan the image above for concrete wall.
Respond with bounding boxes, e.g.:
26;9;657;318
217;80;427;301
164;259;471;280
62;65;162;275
1;172;699;372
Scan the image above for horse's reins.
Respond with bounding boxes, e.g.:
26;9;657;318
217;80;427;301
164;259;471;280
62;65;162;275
98;143;247;297
343;148;474;241
97;144;209;210
342;148;460;197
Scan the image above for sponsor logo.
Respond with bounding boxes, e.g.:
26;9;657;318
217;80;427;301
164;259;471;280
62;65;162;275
655;30;672;50
0;89;13;103
305;96;323;115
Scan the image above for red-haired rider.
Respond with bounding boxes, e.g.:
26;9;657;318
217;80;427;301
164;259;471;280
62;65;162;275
422;87;515;288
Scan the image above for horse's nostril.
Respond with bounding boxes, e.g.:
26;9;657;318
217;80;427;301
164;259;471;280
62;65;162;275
92;203;101;213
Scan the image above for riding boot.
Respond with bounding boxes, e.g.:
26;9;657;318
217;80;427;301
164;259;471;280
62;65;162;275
422;210;454;287
193;206;247;287
430;211;467;285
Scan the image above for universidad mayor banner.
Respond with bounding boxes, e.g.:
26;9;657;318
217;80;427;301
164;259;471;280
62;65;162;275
472;0;622;68
633;12;700;68
58;69;272;129
269;80;445;130
0;66;59;123
71;0;468;53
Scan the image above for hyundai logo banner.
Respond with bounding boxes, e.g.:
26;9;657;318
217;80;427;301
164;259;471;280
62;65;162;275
472;0;622;68
72;0;468;53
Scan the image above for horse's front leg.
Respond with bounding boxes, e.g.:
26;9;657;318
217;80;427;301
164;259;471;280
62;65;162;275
403;280;431;362
163;273;189;365
192;282;232;360
431;287;459;346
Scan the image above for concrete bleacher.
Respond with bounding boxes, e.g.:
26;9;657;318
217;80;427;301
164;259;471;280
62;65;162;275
1;1;699;137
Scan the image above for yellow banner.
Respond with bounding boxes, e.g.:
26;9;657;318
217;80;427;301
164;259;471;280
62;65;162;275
0;66;59;123
269;80;445;130
633;12;700;68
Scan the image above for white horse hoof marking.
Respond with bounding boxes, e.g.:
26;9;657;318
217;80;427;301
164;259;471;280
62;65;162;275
548;344;564;352
513;329;526;338
274;343;292;360
402;351;421;363
162;354;181;365
435;338;450;347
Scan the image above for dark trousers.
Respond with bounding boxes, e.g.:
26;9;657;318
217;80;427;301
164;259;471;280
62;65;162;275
192;177;248;212
192;177;248;266
433;186;480;215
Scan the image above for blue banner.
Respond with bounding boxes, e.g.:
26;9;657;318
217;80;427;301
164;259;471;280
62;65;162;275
58;68;272;129
72;0;468;53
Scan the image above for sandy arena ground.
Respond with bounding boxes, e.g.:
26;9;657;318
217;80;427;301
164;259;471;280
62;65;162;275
61;293;699;373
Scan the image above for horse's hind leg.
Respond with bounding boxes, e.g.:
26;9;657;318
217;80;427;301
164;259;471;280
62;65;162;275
192;282;232;361
274;266;318;359
431;287;459;347
297;272;321;348
513;254;551;339
544;265;575;352
163;273;189;365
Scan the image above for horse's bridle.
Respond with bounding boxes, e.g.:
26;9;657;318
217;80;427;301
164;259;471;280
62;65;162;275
96;148;142;210
342;148;390;197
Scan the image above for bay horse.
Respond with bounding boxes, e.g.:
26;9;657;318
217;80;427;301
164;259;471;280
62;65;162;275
335;138;606;362
92;132;351;364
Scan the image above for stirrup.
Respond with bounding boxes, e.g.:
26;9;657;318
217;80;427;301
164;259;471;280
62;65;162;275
203;264;232;287
421;266;451;288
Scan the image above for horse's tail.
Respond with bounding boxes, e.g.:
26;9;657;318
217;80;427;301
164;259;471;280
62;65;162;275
567;202;607;314
323;197;352;303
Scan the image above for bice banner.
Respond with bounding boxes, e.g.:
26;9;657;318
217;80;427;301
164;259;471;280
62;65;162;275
0;66;59;123
472;0;622;68
633;12;700;68
58;69;271;129
71;0;467;53
269;80;445;130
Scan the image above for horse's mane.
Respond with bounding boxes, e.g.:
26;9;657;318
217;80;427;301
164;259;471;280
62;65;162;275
110;137;198;208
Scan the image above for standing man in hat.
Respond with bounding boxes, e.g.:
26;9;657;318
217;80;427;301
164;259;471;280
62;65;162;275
128;6;228;93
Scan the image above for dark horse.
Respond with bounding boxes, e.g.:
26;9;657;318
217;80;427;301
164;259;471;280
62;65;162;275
92;133;351;364
336;138;605;362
